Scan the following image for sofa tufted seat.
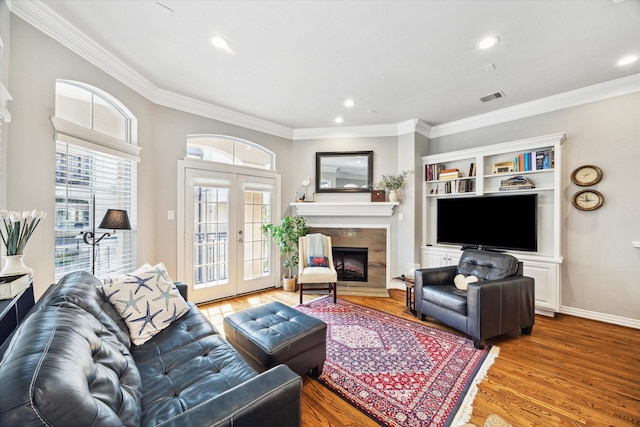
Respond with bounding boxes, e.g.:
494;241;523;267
0;271;302;427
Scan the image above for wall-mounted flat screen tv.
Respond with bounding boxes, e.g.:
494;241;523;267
436;194;538;252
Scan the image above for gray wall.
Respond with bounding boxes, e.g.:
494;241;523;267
5;16;292;298
428;92;640;321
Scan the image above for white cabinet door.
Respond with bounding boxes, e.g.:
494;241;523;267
522;260;559;317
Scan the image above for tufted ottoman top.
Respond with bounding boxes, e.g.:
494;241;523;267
223;302;327;369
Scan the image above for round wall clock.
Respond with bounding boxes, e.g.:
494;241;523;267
570;165;603;186
572;189;604;211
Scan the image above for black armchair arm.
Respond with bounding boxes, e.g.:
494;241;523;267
414;266;457;313
466;275;535;345
415;266;457;287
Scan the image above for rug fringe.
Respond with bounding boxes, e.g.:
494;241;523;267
451;345;501;427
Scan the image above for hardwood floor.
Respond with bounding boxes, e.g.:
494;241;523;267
199;288;640;426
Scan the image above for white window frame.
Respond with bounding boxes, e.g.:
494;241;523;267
53;81;140;280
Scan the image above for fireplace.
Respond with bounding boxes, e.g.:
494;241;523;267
309;227;387;289
332;247;368;282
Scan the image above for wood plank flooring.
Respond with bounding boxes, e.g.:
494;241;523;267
198;288;640;426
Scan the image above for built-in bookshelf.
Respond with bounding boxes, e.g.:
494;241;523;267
421;132;566;316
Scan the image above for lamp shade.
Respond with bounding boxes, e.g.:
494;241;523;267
98;209;131;230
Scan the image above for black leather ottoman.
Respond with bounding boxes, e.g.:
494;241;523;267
223;302;327;377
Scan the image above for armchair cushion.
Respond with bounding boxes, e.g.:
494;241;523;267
424;285;468;315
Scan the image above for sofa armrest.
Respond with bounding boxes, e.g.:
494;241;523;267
156;364;302;427
466;276;535;341
174;282;188;300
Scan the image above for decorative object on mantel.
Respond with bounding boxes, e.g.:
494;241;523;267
370;189;385;202
301;176;311;201
0;210;47;278
262;216;310;291
376;169;413;202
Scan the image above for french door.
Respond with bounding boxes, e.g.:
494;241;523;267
181;165;279;304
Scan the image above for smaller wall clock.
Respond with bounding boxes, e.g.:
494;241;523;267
570;165;603;186
572;189;604;211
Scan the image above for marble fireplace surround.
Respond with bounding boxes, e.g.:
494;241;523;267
307;225;390;289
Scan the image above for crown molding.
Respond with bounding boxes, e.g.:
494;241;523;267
8;1;640;141
153;89;293;139
293;118;431;141
8;0;293;139
429;73;640;138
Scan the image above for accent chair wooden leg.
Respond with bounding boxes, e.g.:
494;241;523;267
299;283;303;304
332;283;337;303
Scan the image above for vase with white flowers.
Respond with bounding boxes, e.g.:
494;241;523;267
376;170;413;202
0;210;47;277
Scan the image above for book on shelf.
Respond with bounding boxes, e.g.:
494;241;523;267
425;163;446;181
439;171;462;180
0;274;31;300
499;175;535;191
514;148;554;172
468;162;476;177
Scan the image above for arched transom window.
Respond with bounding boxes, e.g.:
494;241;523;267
187;135;275;170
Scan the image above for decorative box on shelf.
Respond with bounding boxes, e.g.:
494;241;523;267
0;274;31;300
371;190;385;202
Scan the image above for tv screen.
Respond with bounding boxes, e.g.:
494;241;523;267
436;194;538;251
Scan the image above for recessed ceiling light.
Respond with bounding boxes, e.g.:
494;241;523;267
210;35;232;51
334;116;344;124
477;36;500;50
617;54;638;66
343;99;356;108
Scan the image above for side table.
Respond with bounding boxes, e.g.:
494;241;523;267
0;280;35;346
392;275;416;316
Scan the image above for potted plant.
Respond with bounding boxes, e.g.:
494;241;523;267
262;215;309;291
377;170;413;202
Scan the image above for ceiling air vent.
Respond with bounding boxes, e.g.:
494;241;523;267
480;91;506;103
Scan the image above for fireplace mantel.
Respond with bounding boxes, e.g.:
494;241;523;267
291;202;398;217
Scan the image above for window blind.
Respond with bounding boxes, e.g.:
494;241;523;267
55;140;137;280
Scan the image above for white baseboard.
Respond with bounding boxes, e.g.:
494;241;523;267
560;306;640;330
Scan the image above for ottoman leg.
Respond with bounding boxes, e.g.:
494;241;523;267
311;364;323;378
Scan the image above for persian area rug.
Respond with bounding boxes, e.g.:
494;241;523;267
296;297;499;427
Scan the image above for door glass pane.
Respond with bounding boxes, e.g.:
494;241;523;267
193;186;229;288
243;189;272;280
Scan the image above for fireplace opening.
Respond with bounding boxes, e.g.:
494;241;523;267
332;247;368;282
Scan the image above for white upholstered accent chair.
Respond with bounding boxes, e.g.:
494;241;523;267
298;234;338;304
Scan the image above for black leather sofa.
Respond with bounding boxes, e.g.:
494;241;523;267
414;249;535;349
0;271;302;427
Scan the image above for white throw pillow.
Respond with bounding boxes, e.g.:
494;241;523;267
454;273;479;291
103;262;189;346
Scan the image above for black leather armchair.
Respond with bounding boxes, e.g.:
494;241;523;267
414;249;535;349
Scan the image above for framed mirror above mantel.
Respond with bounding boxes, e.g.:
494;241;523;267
315;151;373;193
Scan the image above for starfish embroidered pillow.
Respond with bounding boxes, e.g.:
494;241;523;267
103;262;190;346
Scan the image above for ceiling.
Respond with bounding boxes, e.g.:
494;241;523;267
16;0;640;133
